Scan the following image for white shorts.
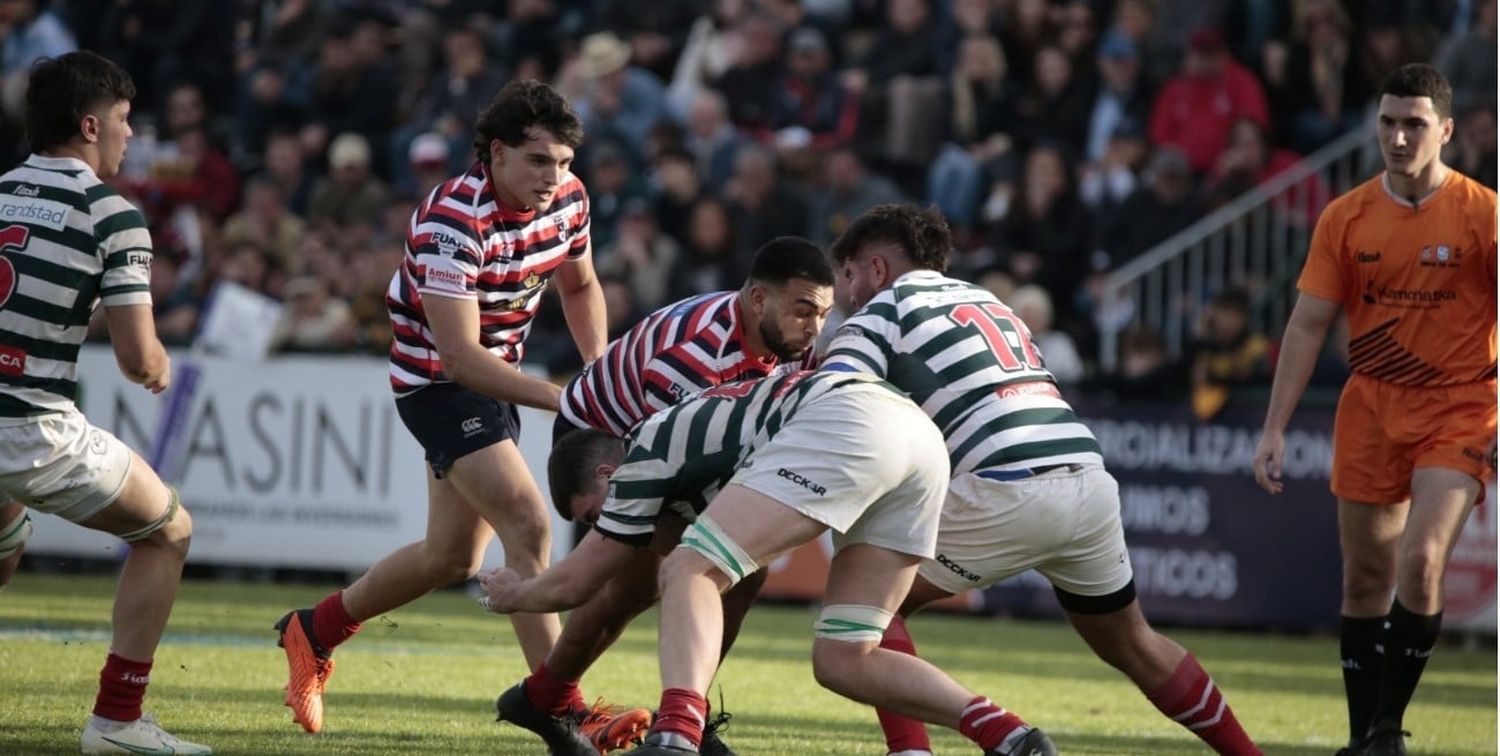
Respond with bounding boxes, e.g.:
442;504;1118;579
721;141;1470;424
919;464;1134;598
730;385;948;558
0;409;134;522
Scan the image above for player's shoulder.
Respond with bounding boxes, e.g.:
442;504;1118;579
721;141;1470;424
548;171;589;213
1449;171;1498;210
1323;174;1386;221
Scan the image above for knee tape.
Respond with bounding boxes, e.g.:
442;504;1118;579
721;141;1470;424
678;515;758;587
0;508;32;559
119;486;180;543
814;603;894;643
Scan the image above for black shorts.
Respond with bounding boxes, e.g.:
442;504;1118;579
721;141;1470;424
396;382;520;478
551;413;591;447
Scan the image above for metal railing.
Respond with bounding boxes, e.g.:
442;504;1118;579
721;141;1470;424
1097;124;1380;372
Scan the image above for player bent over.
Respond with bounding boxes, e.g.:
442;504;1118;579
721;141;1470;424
275;80;619;742
0;52;207;754
485;239;836;754
824;203;1260;756
1254;64;1497;756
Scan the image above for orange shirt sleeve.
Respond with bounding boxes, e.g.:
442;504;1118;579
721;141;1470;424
1297;202;1347;301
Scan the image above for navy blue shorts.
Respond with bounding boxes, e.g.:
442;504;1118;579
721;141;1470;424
396;383;520;478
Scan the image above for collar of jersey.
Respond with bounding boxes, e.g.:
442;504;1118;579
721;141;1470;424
27;154;93;173
476;161;538;223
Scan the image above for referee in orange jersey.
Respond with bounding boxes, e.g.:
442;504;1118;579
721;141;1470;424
1254;64;1497;756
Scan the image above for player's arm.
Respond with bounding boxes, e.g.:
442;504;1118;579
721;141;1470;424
95;195;169;393
1253;292;1340;493
478;530;638;613
554;243;607;364
424;294;561;411
104;306;170;393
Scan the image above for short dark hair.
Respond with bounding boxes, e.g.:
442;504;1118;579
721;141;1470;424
828;203;952;273
1380;63;1453;120
547;429;625;521
474;79;584;163
749;236;835;287
25;52;136;153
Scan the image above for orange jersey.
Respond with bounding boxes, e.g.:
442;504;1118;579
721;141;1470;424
1298;170;1498;387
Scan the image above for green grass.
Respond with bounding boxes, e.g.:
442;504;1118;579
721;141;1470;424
0;574;1493;755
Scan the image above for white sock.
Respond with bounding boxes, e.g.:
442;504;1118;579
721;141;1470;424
89;714;133;733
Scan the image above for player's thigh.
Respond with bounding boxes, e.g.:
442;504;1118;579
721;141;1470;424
1403;466;1481;564
917;472;1059;595
420;468;493;562
687;483;828;577
1337;498;1408;572
446;439;550;553
76;449;186;541
824;543;922;615
1331;376;1414;504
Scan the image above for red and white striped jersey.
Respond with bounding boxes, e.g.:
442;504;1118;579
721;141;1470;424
559;290;816;436
386;161;590;395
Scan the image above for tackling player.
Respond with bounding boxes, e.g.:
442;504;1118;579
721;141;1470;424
275;80;611;738
824;203;1261;756
0;52;208;754
495;236;834;754
479;370;1058;756
1253;64;1497;756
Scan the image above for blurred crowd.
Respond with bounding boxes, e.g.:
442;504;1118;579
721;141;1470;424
0;0;1493;417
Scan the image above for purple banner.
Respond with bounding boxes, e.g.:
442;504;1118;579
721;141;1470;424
979;400;1344;631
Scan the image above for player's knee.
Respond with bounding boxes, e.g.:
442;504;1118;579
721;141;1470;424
425;548;483;585
133;491;193;561
810;639;873;695
1342;556;1395;603
658;547;713;594
501;514;551;561
1397;542;1447;600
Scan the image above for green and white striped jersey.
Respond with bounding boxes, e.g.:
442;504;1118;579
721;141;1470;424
597;369;898;545
822;270;1101;476
0;155;153;417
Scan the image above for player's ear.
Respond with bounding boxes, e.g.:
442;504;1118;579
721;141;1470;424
80;114;100;145
1440;117;1454;145
489;138;506;167
594;463;617;481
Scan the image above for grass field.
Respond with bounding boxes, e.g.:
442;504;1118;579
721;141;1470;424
0;574;1493;755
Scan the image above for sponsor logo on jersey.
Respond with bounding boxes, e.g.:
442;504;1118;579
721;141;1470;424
0;197;70;231
425;266;466;288
0;344;26;376
553;214;570;242
12;185;39;197
936;553;982;582
1355;250;1381;263
127;252;151;270
1361;281;1457;308
460;416;484;436
432;231;463;257
777;468;826;496
1418;244;1462;268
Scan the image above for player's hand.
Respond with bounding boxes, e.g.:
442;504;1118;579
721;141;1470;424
1253;430;1285;495
476;568;523;614
143;358;171;394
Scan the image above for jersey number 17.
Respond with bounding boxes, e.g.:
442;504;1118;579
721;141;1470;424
948;303;1043;372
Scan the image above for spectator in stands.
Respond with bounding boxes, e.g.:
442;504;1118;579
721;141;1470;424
583;140;647;251
217;240;279;298
392;27;505;195
1016;43;1093;152
927;32;1018;232
1080;117;1149;213
1085;30;1153;166
1208;118;1328;223
570;32;670;157
808;147;904;247
714;9;785;130
765;27;858;153
1438;0;1496;114
998;0;1052;86
1055;0;1100;66
1263;0;1371;153
1009;285;1085;385
991;142;1092;317
650;147;704;246
262;129;314;216
301;21;395;168
222;175;306;274
243;0;329;73
0;0;74;117
724;143;808;257
597;198;680;312
1096;325;1181;399
668;196;744;301
1098;146;1202;265
308;132;390;227
270;276;356;353
844;0;938;96
595;0;699;83
236;62;306;160
1189;288;1270;420
1446;102;1498;189
1149;27;1269;174
668;0;749;116
149;251;199;347
684;89;742;189
407;132;453;198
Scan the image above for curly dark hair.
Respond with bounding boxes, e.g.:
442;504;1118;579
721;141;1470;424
473;79;585;163
25;52;136;153
547;429;625;521
1380;63;1453;120
828;203;952;273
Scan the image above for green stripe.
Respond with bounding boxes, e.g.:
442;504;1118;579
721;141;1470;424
817;618;887;634
84;183;121;204
684;397;716;460
910;324;972;361
104;246;151;269
600;510;656;525
101;283;149;298
682;524;746;582
895;280;985;296
0;512;29;542
967;437;1104;470
21;223;98;260
610;478;673;500
92;207;147;241
7;250;91;289
0;371;78;402
0;181;89;209
5;293;91;326
0;327;82;362
825;347;885;374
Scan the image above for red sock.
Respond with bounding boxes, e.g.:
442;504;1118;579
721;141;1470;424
877;616;933;753
1147;654;1261;756
93;653;152;722
525;661;587;715
958;696;1027;751
312;591;362;651
651;687;708;748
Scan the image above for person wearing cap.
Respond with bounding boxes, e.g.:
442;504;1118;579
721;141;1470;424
571;31;670;156
407;131;452;195
1148;27;1270;173
1097;146;1203;264
307;131;391;226
1086;28;1153;164
765;26;859;152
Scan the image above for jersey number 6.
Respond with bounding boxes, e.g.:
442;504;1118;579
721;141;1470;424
0;224;31;310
